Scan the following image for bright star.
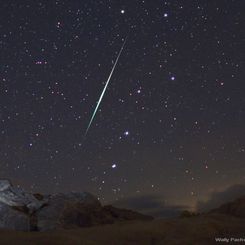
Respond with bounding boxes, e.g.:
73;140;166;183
124;131;129;136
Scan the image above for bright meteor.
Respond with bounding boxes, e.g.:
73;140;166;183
84;38;127;137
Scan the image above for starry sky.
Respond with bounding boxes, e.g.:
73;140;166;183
0;0;245;211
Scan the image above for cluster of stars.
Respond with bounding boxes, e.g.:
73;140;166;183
0;0;244;209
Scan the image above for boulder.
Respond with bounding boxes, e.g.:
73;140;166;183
36;192;103;231
0;202;30;231
0;180;47;214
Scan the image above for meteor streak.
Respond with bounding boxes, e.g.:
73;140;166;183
84;38;127;138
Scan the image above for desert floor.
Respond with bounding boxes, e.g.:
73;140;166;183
0;214;244;245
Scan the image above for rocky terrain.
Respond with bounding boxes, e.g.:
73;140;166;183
0;179;245;244
0;179;152;232
209;195;245;218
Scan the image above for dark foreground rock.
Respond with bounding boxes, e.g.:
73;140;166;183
0;202;29;231
210;195;245;218
36;192;103;231
0;180;152;232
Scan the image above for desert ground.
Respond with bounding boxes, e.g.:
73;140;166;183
0;213;244;245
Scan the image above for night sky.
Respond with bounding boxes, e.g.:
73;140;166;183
0;0;245;211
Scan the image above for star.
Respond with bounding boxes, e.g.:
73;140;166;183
124;131;129;136
0;0;244;216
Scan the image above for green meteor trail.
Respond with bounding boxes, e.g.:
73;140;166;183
84;38;127;138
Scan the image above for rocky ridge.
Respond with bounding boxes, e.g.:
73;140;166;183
0;180;152;231
209;195;245;218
